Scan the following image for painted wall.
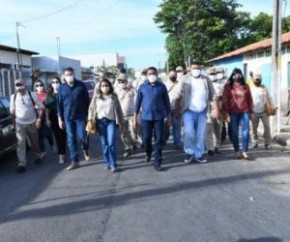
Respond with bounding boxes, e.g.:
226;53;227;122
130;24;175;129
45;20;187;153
212;56;244;78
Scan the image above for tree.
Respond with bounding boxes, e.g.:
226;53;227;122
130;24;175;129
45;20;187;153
154;0;251;68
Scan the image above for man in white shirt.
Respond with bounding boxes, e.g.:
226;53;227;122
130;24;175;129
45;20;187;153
175;62;219;163
250;73;275;149
10;79;45;173
163;70;182;149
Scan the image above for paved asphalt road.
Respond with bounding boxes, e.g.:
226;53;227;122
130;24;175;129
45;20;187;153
0;133;290;242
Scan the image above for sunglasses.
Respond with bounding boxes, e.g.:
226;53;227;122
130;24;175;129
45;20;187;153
15;83;23;87
35;84;43;87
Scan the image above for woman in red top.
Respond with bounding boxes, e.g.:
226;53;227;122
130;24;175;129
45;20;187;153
34;80;55;155
222;68;253;159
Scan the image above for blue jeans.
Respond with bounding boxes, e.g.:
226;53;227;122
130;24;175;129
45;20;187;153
142;119;164;166
163;111;182;146
64;117;89;162
230;112;250;152
183;109;207;158
97;118;117;168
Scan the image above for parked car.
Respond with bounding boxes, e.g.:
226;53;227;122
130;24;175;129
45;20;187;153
0;97;17;156
82;80;96;100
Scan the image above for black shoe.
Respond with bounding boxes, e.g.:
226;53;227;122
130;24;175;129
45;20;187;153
214;148;221;154
145;154;151;163
154;164;162;171
35;158;42;164
16;165;26;173
207;150;215;156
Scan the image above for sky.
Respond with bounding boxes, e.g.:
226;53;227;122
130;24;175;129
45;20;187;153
0;0;287;70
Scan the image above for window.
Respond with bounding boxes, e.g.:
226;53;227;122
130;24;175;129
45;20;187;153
0;97;10;118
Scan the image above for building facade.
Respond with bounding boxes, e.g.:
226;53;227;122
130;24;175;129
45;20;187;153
209;32;290;112
0;44;38;97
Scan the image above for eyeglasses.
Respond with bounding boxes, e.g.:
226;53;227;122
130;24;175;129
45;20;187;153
118;81;125;84
51;81;59;84
35;84;43;87
15;83;23;87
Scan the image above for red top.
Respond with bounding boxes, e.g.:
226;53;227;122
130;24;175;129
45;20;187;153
37;92;46;103
222;83;253;114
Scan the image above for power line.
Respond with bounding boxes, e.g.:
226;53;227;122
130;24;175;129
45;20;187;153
70;0;122;32
20;0;87;24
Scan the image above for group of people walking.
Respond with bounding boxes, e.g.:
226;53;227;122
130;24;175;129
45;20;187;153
10;63;276;174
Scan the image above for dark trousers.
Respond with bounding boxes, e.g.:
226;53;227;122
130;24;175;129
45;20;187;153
38;122;54;152
142;119;164;166
51;116;66;155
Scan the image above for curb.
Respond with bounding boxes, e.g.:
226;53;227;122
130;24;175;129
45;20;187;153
273;133;290;147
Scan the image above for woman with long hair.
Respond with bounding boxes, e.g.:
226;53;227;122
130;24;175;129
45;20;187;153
222;68;253;159
88;78;124;172
45;77;67;163
34;79;55;155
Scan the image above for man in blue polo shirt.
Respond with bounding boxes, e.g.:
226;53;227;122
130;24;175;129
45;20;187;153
133;67;171;171
57;67;90;170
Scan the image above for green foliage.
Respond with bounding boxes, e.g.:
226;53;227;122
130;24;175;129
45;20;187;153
155;0;290;69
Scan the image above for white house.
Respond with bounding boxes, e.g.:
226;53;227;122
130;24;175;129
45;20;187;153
0;44;38;97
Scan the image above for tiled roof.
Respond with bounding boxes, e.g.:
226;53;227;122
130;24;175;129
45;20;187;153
208;32;290;62
0;44;38;55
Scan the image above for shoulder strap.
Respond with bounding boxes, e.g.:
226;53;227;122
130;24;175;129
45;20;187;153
28;91;39;118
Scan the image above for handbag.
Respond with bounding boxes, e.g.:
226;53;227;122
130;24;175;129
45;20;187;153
86;120;97;135
264;89;276;116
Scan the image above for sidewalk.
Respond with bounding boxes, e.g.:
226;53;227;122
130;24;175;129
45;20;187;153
273;114;290;147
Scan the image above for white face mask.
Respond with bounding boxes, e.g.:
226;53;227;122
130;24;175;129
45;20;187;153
217;73;224;80
65;75;74;84
191;69;201;78
52;83;60;90
209;75;217;82
148;75;157;83
177;72;184;79
101;87;110;94
36;86;44;92
16;86;25;92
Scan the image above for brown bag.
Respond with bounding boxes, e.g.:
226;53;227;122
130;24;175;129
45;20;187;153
86;120;97;135
264;90;276;116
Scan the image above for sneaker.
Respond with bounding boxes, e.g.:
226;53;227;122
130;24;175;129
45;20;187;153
252;143;259;148
195;156;208;163
16;165;26;174
35;158;42;164
184;154;194;163
66;162;80;171
59;155;65;164
207;150;215;156
265;144;271;150
235;152;241;159
104;165;110;170
83;150;90;161
123;150;132;157
40;152;46;159
145;154;151;163
111;166;118;173
241;152;249;160
154;164;162;171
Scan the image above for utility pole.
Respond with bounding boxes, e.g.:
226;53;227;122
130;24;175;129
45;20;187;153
56;37;61;56
271;0;282;134
16;22;23;70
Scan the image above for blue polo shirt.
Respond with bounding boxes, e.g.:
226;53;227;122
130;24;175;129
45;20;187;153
57;80;90;120
135;80;171;121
